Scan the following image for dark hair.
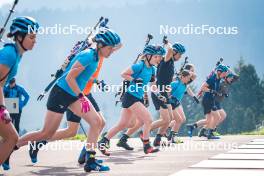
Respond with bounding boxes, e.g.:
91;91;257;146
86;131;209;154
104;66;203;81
181;70;191;77
7;31;26;40
9;77;16;84
184;63;194;71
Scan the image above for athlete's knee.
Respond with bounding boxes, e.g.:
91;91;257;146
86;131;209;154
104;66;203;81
127;120;136;129
89;115;101;127
100;118;106;128
67;128;78;137
6;131;19;144
40;129;55;139
118;121;129;129
144;117;152;126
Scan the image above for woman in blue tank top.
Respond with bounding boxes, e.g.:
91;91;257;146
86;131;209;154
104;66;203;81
98;45;166;155
15;28;122;173
0;16;39;166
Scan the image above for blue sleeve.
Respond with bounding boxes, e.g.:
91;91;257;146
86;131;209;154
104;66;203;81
131;62;143;75
19;86;30;107
0;46;16;69
171;81;179;92
77;50;94;67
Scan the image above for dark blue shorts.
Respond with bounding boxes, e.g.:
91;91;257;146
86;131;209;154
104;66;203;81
202;97;218;115
171;98;181;110
121;92;144;108
46;85;78;114
151;92;168;110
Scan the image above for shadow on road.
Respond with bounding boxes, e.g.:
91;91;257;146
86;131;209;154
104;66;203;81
25;165;90;176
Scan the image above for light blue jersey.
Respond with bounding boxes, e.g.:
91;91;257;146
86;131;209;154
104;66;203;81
0;43;21;84
56;48;99;96
127;60;155;99
170;78;187;101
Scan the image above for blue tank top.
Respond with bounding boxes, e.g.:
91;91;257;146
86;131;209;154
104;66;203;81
170;78;187;101
56;48;99;96
127;60;155;99
203;72;221;100
0;43;21;85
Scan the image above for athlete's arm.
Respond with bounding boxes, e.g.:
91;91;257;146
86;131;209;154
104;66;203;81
66;61;85;96
164;43;173;62
121;67;134;81
201;82;210;92
0;64;10;105
186;86;195;97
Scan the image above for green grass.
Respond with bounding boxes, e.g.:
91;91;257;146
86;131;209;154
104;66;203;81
241;127;264;135
64;128;264;141
66;134;87;141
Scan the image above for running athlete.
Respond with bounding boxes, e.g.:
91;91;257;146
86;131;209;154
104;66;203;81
187;71;239;138
115;42;187;150
98;45;165;155
0;16;39;169
149;42;186;147
28;54;109;164
13;28;121;172
167;70;197;144
189;64;229;139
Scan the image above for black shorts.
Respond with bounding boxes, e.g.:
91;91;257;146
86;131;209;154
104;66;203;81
46;85;78;114
151;92;168;110
214;101;222;110
66;93;100;123
122;92;144;109
202;97;218;115
171;98;181;110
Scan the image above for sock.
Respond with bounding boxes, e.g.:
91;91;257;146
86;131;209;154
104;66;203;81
143;139;150;145
4;156;10;165
85;150;96;162
156;134;162;139
120;134;129;141
169;131;178;140
194;123;198;128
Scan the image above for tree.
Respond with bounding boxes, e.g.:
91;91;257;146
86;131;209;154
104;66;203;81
221;59;264;134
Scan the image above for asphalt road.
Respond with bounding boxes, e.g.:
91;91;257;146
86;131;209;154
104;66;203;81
0;135;262;176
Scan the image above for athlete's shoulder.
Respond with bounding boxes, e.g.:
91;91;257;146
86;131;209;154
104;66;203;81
0;43;18;68
78;48;96;57
76;48;98;66
0;43;17;60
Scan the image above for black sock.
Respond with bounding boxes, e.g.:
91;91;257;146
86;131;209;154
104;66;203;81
156;133;162;139
194;123;198;128
120;134;129;142
169;131;178;139
207;129;213;135
14;145;19;150
33;140;48;151
4;156;10;165
85;150;96;162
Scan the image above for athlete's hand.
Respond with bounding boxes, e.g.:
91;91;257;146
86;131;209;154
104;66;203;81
0;105;11;124
79;95;90;113
156;93;167;102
